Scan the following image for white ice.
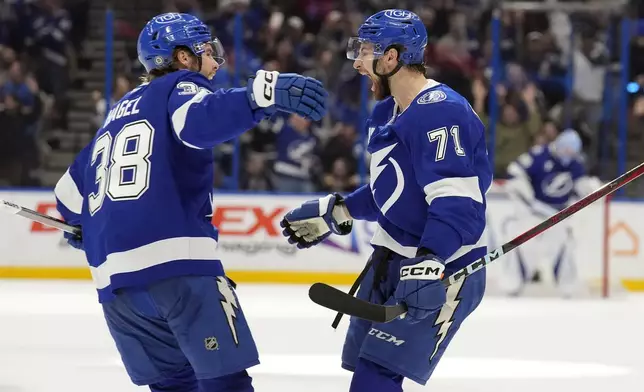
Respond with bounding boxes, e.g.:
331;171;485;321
0;281;642;391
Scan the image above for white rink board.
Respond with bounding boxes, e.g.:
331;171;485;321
0;190;642;285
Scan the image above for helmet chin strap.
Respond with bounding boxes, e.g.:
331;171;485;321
373;58;404;98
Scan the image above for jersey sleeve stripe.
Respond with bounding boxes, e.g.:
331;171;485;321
170;88;211;149
90;236;219;289
422;176;483;207
54;169;83;214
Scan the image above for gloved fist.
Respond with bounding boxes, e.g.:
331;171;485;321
64;229;83;251
247;70;327;121
280;193;352;249
394;252;446;324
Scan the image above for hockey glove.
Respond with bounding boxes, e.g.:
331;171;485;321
64;230;83;251
394;252;447;324
280;193;352;249
247;70;327;122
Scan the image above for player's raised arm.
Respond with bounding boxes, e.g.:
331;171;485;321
398;104;492;262
167;70;327;150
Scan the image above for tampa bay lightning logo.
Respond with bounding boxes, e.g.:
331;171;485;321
287;139;316;163
370;143;405;215
541;172;574;198
417;90;447;105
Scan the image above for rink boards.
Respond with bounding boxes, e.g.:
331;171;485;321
0;190;642;291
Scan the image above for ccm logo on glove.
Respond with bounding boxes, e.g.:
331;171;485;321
399;259;445;281
263;71;274;100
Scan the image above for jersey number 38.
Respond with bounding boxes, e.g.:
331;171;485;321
88;120;154;215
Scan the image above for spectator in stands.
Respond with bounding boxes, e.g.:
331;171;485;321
572;29;608;165
91;74;131;129
241;153;274;191
272;113;319;193
472;78;542;178
0;94;30;185
1;61;35;111
319;120;359;191
322;157;358;193
29;0;73;128
0;46;17;86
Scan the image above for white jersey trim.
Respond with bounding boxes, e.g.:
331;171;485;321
370;222;486;263
170;88;211;149
54;169;84;214
423;176;483;207
90;236;219;289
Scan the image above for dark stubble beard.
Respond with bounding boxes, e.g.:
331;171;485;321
373;73;391;101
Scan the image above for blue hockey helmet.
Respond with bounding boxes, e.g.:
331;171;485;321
347;9;427;65
552;129;582;165
137;12;225;72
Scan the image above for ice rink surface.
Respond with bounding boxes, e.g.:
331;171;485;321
0;281;642;392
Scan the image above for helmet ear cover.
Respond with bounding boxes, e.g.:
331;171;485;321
372;44;405;79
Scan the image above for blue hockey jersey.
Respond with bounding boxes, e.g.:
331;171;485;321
343;80;492;264
54;70;267;302
273;113;318;180
506;144;588;211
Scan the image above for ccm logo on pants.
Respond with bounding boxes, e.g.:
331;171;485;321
400;260;445;281
368;328;405;346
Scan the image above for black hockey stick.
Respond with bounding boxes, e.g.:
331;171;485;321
309;161;644;324
0;199;81;235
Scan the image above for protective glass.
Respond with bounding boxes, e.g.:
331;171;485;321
346;37;383;61
192;38;226;65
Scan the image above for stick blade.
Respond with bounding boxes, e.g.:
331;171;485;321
0;199;21;214
308;283;406;323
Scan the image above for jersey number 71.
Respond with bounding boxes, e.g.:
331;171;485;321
427;125;465;161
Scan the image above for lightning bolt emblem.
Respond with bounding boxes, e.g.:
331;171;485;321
370;143;398;187
430;278;465;361
216;277;240;345
369;143;404;215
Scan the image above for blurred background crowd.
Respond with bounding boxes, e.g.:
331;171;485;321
1;0;644;196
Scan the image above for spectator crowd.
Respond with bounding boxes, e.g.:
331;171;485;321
3;0;644;196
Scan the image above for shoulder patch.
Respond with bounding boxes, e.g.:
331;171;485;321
417;90;447;105
176;81;211;96
176;81;199;95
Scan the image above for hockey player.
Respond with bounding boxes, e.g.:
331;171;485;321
280;9;492;392
53;13;326;392
502;129;602;296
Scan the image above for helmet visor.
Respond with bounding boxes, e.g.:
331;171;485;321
346;37;383;61
192;38;226;65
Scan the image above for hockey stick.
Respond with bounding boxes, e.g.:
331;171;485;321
0;199;81;235
309;161;644;324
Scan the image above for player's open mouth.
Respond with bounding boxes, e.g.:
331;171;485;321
369;76;377;92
